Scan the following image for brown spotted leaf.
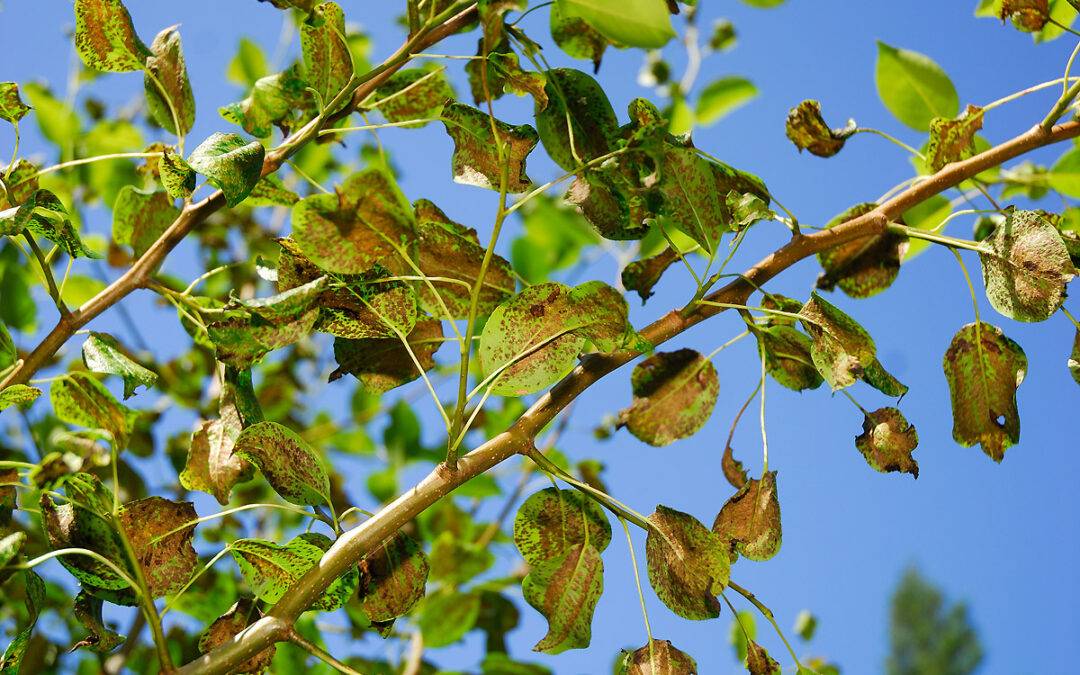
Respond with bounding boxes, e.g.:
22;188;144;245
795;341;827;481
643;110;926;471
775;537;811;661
862;357;909;397
645;505;727;620
81;332;156;400
74;0;152;72
231;533;357;610
746;640;781;675
143;25;195;136
1;158;38;207
233;421;331;506
799;292;876;390
300;1;353;113
373;64;454;128
624;639;699;674
722;444;748;490
160;149;196;199
623;247;680;304
359;531;430;622
816;203;907;299
117;496;197;597
521;542;604;654
713;471;782;562
550;3;610;70
442;101;539;193
0;83;31;124
0;385;43;412
181;398;252;505
186;132;265;207
943;322;1027;462
755;325;824;392
198;598;275;674
329;318;444;394
50;373;138;450
9;189;101;259
978;209;1075;323
999;0;1050;31
40;495;129;591
926;105;983;172
111;186;181;259
1070;328;1080;387
618;349;719;446
207;307;319;368
228;276;327;326
855;407;919;478
513;487;611;567
785;100;856;158
72;591;124;652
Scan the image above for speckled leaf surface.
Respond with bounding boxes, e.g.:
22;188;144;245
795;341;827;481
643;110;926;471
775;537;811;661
51;373;137;450
550;3;610;69
712;471;782;561
746;640;781;675
232;533;357;610
799;292;876;390
645;505;726;620
144;25;195;135
0;532;25;568
220;64;312;138
291;168;416;274
0;83;31;124
624;639;698;674
74;0;151;73
72;590;125;652
233;421;331;506
10;189;101;259
943;322;1027;462
926;105;984;172
207;307;318;368
623;247;680;304
979;209;1075;322
197;598;275;674
656;146;730;253
329;318;444;393
181;398;252;505
419;590;483;649
111;186;180;259
1070;329;1080;386
186;132;265;207
522;542;604;654
619;349;719;446
81;332;157;399
817;203;907;298
755;325;823;392
300;1;352;113
467;51;549;111
40;496;129;590
359;531;430;622
513;487;611;567
442;101;538;192
429;531;494;585
855;407;919;478
568;280;631;352
0;569;44;674
245;174;298;206
722;444;749;490
785;100;854;158
1;159;38;207
117;496;197;597
0;385;42;412
535;68;618;172
160;151;196;199
229;276;327;325
374;64;453;128
861;357;909;397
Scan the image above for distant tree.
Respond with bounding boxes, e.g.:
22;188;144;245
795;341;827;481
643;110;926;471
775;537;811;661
887;569;983;675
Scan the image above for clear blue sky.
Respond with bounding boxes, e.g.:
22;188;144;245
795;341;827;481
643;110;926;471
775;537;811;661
1;1;1077;673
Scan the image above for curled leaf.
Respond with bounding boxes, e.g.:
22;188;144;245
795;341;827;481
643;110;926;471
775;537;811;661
855;407;919;478
755;325;823;392
785;100;855;158
618;349;719;446
144;25;195;136
300;1;353;113
442;101;539;192
622;246;680;304
926;105;984;172
329;318;443;394
713;471;782;562
198;599;276;675
1070;329;1080;387
746;640;781;675
81;332;157;399
645;505;727;620
8;189;101;259
799;292;876;390
624;639;698;674
111;186;181;259
374;64;453;128
117;496;198;597
816;203;907;299
722;444;748;490
998;0;1051;31
186;132;265;207
0;385;43;412
0;82;31;124
50;372;138;450
72;591;124;652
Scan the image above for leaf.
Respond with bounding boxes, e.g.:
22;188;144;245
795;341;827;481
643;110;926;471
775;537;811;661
618;349;719;446
229;276;327;325
300;1;353;114
227;38;269;87
117;496;198;597
567;280;632;352
329;318;444;393
0;83;31;124
8;189;101;259
622;247;680;304
756;325;824;392
0;570;45;674
875;42;958;131
160;150;196;199
232;533;357;610
220;64;312;138
207;308;319;368
785;100;856;158
144;25;196;136
513;487;612;567
799;292;876;390
624;639;698;674
900;195;951;260
855;407;919;478
429;531;494;585
374;64;454;128
557;0;676;48
111;186;180;259
522;543;604;654
729;610;756;662
979;209;1075;322
926;105;984;172
442;101;539;192
359;531;430;622
656;145;733;253
695;76;757;126
535;69;618;172
713;471;782;561
816;202;907;298
0;532;25;570
794;610;817;640
861;357;909;397
549;2;610;69
198;599;276;675
943;322;1027;462
1071;328;1080;387
81;332;157;399
291;168;416;274
74;0;151;72
233;421;331;506
999;0;1051;30
40;494;129;591
1;159;39;208
21;83;80;151
245;174;299;206
181;402;252;506
186;132;265;207
415;590;481;649
0;385;42;412
467;50;549;110
722;443;749;490
645;505;727;620
746;640;781;675
51;373;137;450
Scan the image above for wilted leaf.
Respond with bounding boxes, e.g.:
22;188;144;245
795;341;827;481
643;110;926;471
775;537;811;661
7;189;101;259
40;495;129;591
726;191;776;231
979;209;1075;322
374;64;453;128
181;400;252;505
359;531;430;622
81;332;156;399
420;590;483;648
645;505;727;620
623;247;680;304
0;385;42;412
746;640;781;675
624;639;698;674
713;471;782;561
329;318;443;393
619;349;719;446
943;322;1027;461
755;325;823;392
535;68;618;171
722;444;749;490
816;203;907;298
926;105;984;172
117;496;197;597
467;50;549;110
300;1;353;113
72;591;122;653
513;487;612;567
51;373;137;450
186;132;265;207
0;569;45;674
875;42;958;131
233;421;331;506
74;0;151;72
1071;329;1080;387
861;357;909;397
442;101;539;192
232;533;357;610
855;407;919;478
144;25;196;136
799;292;876;390
0;83;31;124
198;598;276;675
785;100;855;158
522;543;604;654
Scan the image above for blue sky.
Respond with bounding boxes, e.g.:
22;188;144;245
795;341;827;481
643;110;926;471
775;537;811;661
1;1;1078;673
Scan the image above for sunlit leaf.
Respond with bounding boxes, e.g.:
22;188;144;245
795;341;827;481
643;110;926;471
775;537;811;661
233;421;331;506
220;64;312;138
755;325;823;392
557;0;676;48
0;83;31;124
181;399;252;506
645;505;727;620
549;2;610;70
186;132;265;207
1069;328;1080;387
618;349;719;446
785;100;855;158
81;332;156;399
0;385;42;412
374;63;453;128
875;42;958;131
746;640;781;674
111;186;180;259
197;598;276;675
855;407;919;478
816;203;907;298
623;639;698;674
359;531;430;622
442;101;538;192
51;372;137;450
799;292;876;390
118;496;198;597
207;307;319;368
329;318;443;393
998;0;1051;31
245;174;298;206
160;150;196;199
300;1;353;113
622;247;680;304
513;487;612;567
535;68;618;172
232;533;357;610
7;189;101;259
229;276;327;325
144;25;196;135
696;76;757;126
467;51;549;110
926;105;984;172
74;0;151;72
713;471;782;561
522;543;604;653
861;357;909;397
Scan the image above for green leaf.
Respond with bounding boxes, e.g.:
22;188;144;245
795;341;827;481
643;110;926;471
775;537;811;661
0;83;31;124
729;610;757;662
618;349;719;446
111;186;181;259
622;246;680;304
535;69;618;172
756;325;824;392
514;487;612;567
291;168;416;274
926;105;984;172
74;0;152;72
645;505;727;620
695;76;757;126
855;407;919;478
359;531;430;622
300;1;353;113
186;132;265;207
71;591;124;653
0;570;45;675
713;471;782;561
160;151;196;200
943;322;1027;462
785;99;856;158
901;195;951;260
21;83;80;151
978;209;1076;322
245;174;299;206
220;64;312;138
624;639;698;674
799;292;876;390
51;372;137;450
40;494;129;590
875;42;958;131
118;496;198;597
557;0;676;48
0;532;26;569
233;421;331;506
656;145;738;253
549;2;610;69
419;590;483;648
374;63;454;128
429;531;495;585
442;101;539;192
81;332;157;399
229;276;327;325
197;599;276;674
231;533;358;610
1070;328;1080;387
0;385;42;412
997;0;1051;31
816;202;907;298
522;543;604;654
329;317;444;393
9;189;102;259
227;38;269;88
861;357;909;397
1;159;39;208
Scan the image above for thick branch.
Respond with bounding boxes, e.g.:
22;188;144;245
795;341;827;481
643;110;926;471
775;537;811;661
179;119;1080;674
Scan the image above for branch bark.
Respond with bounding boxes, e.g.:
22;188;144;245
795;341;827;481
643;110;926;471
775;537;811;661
178;119;1080;674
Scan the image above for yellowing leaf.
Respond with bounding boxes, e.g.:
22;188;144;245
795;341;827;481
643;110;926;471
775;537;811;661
785;100;855;158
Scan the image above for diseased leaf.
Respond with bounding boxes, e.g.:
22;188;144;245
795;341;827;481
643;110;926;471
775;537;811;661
144;25;196;136
442;101;538;192
198;598;276;675
300;1;353;113
0;83;31;124
231;533;357;610
624;639;698;674
713;471;782;561
623;247;680;304
875;42;958;131
245;174;299;206
229;276;327;325
111;186;180;259
467;50;549;110
926;105;984;172
40;494;129;591
180;398;252;506
373;64;453;128
755;325;823;392
117;496;198;597
799;292;876;390
746;640;781;675
558;0;676;48
220;64;313;138
233;421;331;506
81;332;157;399
420;590;483;648
645;505;727;620
160;150;196;200
550;2;610;70
726;191;776;232
429;531;494;585
861;357;909;397
513;487;612;567
51;373;137;450
567;280;632;352
722;443;749;490
999;0;1051;30
359;531;430;622
0;533;25;568
855;407;919;478
74;0;151;72
72;592;125;653
207;307;319;368
0;569;45;674
0;385;42;412
656;145;737;253
785;100;855;158
979;209;1075;322
943;322;1027;462
618;349;719;446
186;132;265;207
522;543;604;654
816;202;907;298
8;189;101;259
535;69;618;172
329;318;443;393
1071;329;1080;386
1;159;39;208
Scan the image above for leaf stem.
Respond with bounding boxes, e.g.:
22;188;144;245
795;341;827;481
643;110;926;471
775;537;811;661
620;517;654;654
948;247;981;325
1061;305;1080;330
287;628;366;675
9;152;164;187
888;224;987;254
23;234;70;317
317;117;445;137
1043;74;1080;130
727;581;804;670
855;127;926;159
